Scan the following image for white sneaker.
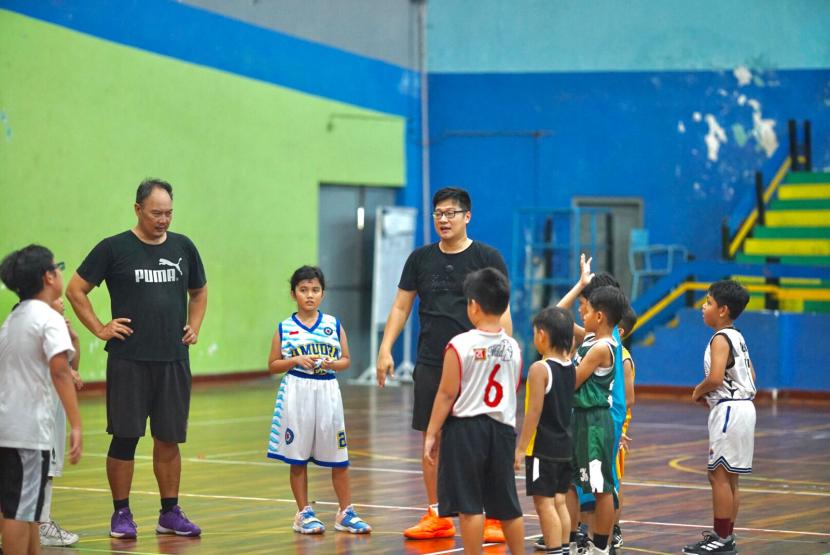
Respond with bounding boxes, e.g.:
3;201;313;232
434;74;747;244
40;520;80;546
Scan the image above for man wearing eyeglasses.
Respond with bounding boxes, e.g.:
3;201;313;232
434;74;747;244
376;187;512;543
66;179;207;540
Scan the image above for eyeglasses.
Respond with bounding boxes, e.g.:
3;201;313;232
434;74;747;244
432;209;468;220
52;261;65;271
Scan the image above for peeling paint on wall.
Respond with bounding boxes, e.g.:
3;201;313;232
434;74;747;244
731;123;748;147
733;66;752;86
704;114;727;161
747;99;778;157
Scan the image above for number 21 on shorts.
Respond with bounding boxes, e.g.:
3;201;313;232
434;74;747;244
483;363;503;407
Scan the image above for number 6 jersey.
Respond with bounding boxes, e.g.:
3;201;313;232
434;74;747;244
445;328;522;427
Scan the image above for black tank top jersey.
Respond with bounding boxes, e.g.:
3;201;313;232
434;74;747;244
530;358;576;461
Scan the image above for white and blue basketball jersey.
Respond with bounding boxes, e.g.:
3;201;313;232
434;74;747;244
267;311;348;467
279;312;342;376
703;327;756;408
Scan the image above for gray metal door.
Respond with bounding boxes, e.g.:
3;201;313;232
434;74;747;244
319;185;397;377
573;197;643;297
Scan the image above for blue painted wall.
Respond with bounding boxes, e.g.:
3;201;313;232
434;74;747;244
428;69;830;263
631;308;830;392
429;0;830;72
426;1;830;262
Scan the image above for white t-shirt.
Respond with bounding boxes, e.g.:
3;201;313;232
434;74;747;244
446;328;522;427
0;299;75;450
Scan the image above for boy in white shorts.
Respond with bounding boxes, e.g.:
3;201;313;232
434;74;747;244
266;266;371;535
0;245;82;555
684;280;755;555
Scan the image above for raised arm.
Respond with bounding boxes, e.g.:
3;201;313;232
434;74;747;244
376;288;417;387
556;254;594;344
66;273;133;341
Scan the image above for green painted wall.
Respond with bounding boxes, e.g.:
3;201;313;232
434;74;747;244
0;12;405;380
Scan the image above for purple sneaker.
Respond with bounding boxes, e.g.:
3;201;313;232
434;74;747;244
110;508;137;539
156;506;201;537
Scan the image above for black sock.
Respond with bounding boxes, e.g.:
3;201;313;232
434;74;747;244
593;533;609;550
569;531;578;543
161;497;178;513
113;498;129;511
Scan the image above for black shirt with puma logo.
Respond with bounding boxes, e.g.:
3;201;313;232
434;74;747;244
77;230;206;361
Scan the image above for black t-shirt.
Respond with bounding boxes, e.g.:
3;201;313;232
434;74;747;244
77;230;207;362
531;359;576;461
398;241;508;367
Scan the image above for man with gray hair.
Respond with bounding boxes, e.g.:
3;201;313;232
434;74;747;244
67;179;207;540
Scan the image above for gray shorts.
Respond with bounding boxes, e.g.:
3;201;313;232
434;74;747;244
0;447;50;521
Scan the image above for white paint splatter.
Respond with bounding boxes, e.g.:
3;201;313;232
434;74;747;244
692;112;702;122
746;99;778;157
733;66;752;86
737;95;747;106
207;342;219;356
677;121;686;133
704;114;727;161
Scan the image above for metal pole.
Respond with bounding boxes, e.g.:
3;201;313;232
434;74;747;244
754;172;766;227
788;119;799;171
804;120;812;172
417;0;431;246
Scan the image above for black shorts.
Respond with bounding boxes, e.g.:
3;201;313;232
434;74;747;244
438;415;522;521
0;448;49;521
412;363;442;431
106;357;192;443
525;456;572;497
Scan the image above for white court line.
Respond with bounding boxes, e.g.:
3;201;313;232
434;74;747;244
55;486;830;540
74;453;830;494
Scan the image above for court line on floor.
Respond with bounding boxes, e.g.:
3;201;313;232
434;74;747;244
54;485;830;539
669;455;830;487
71;453;830;494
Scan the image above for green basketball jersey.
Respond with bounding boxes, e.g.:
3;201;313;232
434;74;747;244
572;333;617;410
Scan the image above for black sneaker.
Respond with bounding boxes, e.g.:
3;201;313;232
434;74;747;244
682;530;737;554
612;523;623;548
533;536;546;551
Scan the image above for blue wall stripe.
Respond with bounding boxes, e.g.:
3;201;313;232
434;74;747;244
0;0;418;117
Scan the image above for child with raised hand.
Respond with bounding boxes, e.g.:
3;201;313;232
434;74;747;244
266;265;371;536
515;307;576;555
683;280;755;555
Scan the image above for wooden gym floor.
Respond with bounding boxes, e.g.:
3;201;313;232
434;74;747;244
36;379;830;555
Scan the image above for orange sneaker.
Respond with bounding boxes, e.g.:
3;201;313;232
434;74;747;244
403;506;456;539
483;518;505;543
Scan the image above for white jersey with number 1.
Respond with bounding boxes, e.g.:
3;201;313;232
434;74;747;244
446;328;522;427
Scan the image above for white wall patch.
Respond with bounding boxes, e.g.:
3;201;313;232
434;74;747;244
704;114;727;161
